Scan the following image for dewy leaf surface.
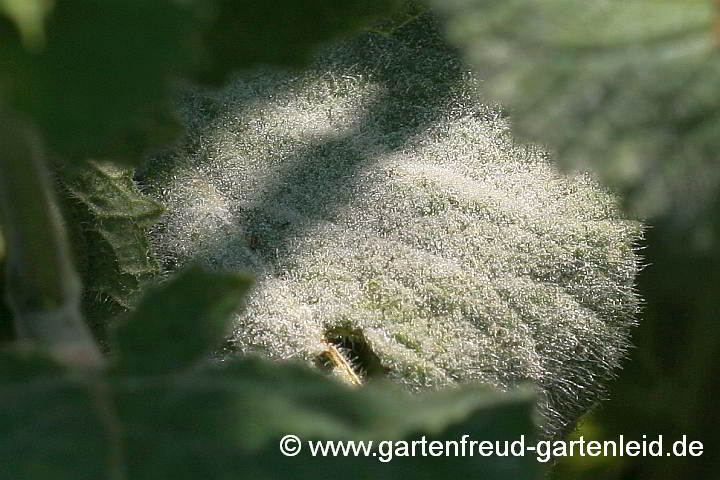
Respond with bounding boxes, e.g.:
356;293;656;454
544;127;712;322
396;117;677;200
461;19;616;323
431;0;720;239
145;15;643;440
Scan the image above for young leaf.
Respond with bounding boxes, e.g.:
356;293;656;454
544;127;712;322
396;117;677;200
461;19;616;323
62;160;164;277
58;160;167;337
111;266;252;374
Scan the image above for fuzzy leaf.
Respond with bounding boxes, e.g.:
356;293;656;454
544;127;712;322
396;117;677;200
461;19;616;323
431;0;720;241
145;16;643;440
63;161;163;276
112;266;252;374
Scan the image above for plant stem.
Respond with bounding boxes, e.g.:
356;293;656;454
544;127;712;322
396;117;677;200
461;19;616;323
0;112;104;368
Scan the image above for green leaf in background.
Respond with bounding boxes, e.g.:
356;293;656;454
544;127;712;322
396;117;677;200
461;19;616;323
431;0;720;243
63;161;164;277
117;359;540;479
0;354;540;479
0;0;401;167
0;350;110;479
57;160;168;340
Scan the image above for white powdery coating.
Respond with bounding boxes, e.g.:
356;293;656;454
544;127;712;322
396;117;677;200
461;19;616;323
146;43;642;439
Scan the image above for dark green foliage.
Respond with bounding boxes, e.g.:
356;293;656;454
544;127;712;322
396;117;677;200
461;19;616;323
0;351;109;479
1;0;193;164
112;266;252;374
193;0;402;84
0;0;400;166
0;267;541;479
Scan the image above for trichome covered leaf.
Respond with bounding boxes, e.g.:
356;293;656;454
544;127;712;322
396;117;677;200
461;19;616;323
144;16;643;440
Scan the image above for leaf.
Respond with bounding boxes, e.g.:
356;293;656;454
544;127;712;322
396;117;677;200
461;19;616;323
146;16;642;440
117;359;540;479
62;160;164;276
0;0;401;166
112;266;253;374
0;350;109;479
431;0;720;240
1;0;195;165
0;349;541;479
58;160;166;336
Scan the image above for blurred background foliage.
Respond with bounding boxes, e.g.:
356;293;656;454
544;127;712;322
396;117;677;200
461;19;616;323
428;1;720;478
1;0;718;478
